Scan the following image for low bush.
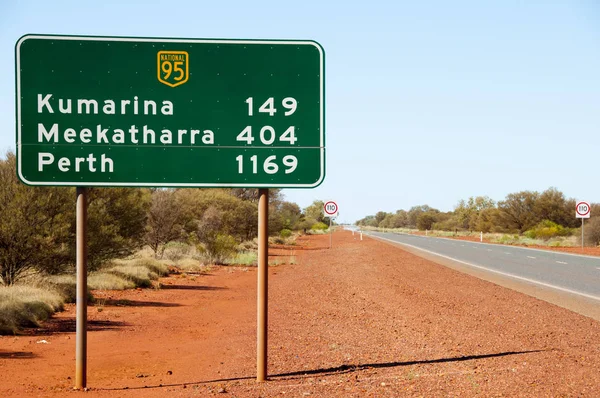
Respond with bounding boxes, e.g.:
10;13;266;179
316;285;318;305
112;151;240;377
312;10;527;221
89;272;135;290
311;222;329;231
175;258;207;272
204;234;238;265
524;220;571;240
239;239;258;251
45;275;95;303
0;285;64;334
225;251;257;266
130;258;169;276
585;217;600;246
107;265;158;288
162;241;193;261
280;229;292;238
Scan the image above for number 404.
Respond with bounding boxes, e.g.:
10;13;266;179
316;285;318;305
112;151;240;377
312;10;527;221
236;155;298;174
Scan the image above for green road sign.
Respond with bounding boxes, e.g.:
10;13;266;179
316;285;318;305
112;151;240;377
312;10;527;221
15;35;325;188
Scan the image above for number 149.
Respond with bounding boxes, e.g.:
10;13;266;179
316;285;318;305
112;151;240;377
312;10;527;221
246;97;297;116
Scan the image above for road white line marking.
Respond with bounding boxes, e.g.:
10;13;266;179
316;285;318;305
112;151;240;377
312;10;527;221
556;261;568;265
527;256;536;259
504;252;512;255
373;235;600;303
487;249;492;252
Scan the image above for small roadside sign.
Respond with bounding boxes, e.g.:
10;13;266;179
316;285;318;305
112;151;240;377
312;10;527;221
576;201;591;219
323;200;339;218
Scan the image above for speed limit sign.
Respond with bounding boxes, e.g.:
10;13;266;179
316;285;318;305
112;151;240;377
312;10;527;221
323;200;339;218
576;201;591;219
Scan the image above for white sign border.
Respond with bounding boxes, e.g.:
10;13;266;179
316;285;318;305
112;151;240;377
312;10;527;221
15;34;325;188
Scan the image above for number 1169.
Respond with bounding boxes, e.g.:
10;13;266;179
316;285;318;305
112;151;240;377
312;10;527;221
236;155;298;174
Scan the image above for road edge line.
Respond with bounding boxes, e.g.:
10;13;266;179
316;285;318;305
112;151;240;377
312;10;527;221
371;234;600;303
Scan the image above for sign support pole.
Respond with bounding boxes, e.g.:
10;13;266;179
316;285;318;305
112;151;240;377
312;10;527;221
329;217;332;249
257;188;269;382
582;218;584;250
75;187;88;390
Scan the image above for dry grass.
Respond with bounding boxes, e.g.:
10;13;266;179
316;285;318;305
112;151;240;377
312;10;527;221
225;251;257;266
129;258;169;276
175;258;212;273
89;272;135;290
107;264;158;288
0;285;64;334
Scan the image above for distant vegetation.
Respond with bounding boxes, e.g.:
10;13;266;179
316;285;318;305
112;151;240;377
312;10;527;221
356;188;600;247
0;151;331;334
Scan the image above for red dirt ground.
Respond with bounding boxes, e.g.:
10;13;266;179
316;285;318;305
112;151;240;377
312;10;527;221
1;230;599;397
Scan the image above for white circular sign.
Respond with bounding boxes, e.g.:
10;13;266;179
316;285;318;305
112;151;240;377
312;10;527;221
323;201;338;216
576;201;591;218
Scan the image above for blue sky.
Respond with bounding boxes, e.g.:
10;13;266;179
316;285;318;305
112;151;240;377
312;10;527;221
1;1;599;223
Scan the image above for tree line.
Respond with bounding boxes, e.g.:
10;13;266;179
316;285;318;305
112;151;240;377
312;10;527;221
0;153;328;285
356;188;600;244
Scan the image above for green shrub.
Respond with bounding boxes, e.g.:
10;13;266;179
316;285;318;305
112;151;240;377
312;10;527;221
162;241;193;261
524;220;571;240
311;222;328;231
203;234;238;265
280;229;292;238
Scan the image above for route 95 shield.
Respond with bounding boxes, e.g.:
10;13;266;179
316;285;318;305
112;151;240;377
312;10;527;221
157;50;189;87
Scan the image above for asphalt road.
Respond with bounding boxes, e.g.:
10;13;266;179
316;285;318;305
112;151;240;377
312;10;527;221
367;231;600;302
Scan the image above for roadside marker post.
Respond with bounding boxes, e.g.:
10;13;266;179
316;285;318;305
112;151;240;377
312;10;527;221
16;34;325;386
576;201;591;249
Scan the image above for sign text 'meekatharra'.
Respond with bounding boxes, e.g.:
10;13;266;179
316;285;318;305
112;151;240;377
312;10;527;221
36;93;215;146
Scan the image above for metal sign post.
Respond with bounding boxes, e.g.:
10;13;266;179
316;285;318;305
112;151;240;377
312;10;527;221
75;187;88;389
257;189;269;381
329;217;332;249
323;201;339;248
576;201;591;250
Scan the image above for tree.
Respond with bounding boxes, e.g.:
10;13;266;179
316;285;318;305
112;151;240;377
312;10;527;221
416;212;437;230
85;187;151;270
304;200;325;224
275;201;302;230
454;196;496;231
407;205;435;228
144;189;184;258
535;187;576;228
0;153;72;285
498;191;539;233
175;188;258;241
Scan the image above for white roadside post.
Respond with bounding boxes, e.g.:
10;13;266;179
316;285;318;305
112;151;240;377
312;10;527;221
576;201;591;249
